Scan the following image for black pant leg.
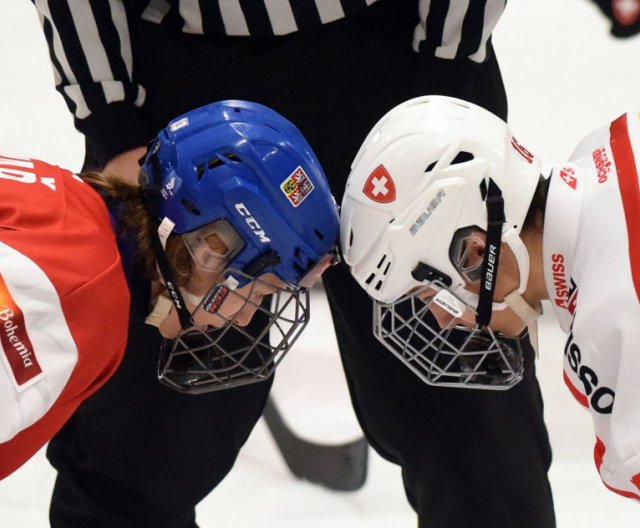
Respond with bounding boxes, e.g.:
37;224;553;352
322;264;555;528
47;278;272;528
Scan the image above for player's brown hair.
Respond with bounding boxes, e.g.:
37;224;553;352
79;171;193;287
523;175;550;233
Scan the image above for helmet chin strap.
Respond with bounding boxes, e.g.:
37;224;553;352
144;287;206;329
502;227;530;295
503;289;542;325
503;288;542;356
143;197;194;329
141;156;241;333
476;179;505;327
476;179;542;333
147;216;241;330
500;220;542;355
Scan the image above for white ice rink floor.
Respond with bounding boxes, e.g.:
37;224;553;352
1;0;640;526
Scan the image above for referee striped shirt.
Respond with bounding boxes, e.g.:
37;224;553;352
32;0;506;152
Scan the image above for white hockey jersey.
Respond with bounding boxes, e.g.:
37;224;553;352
0;155;130;478
543;111;640;501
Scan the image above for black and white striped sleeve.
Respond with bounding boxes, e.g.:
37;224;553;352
32;0;147;167
414;0;507;62
30;0;507;166
409;0;507;107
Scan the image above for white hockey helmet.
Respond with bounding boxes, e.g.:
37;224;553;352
340;96;542;389
342;95;540;304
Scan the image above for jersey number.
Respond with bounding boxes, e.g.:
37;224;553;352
0;155;56;191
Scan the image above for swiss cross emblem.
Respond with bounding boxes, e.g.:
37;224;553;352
363;165;396;203
559;167;577;190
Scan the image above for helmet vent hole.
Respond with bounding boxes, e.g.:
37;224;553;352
314;228;325;241
180;198;201;216
365;273;375;285
479;179;488;200
425;151;474;173
196;164;205;179
451;151;474;165
383;261;391;275
376;255;387;269
375;280;383;291
208;157;223;170
224;152;241;162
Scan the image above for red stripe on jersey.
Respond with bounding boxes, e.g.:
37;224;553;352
594;436;604;468
563;370;588;407
594;437;640;499
610;114;640;303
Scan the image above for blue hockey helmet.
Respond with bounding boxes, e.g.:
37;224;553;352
140;99;339;288
140;100;340;394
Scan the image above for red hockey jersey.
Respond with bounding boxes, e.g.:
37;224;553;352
0;155;130;478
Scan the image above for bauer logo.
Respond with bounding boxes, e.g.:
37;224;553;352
363;164;396;203
281;166;314;207
409;189;446;236
0;273;43;390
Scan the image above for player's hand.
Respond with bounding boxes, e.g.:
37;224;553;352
590;0;640;38
103;146;148;185
611;0;640;36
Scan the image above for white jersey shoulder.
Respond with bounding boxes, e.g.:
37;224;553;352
0;240;78;443
545;111;640;501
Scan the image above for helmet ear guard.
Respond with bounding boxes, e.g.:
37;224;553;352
411;262;452;286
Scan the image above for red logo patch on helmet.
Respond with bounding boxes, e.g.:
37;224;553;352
281;166;315;207
363;165;396;203
511;137;534;164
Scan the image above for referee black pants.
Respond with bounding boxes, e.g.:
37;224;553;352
48;1;555;527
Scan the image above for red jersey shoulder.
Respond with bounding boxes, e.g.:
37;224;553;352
0;154;78;190
0;154;105;231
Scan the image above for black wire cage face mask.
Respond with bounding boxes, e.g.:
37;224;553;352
157;276;310;394
372;284;524;390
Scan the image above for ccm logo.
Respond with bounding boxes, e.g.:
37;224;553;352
235;203;271;243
